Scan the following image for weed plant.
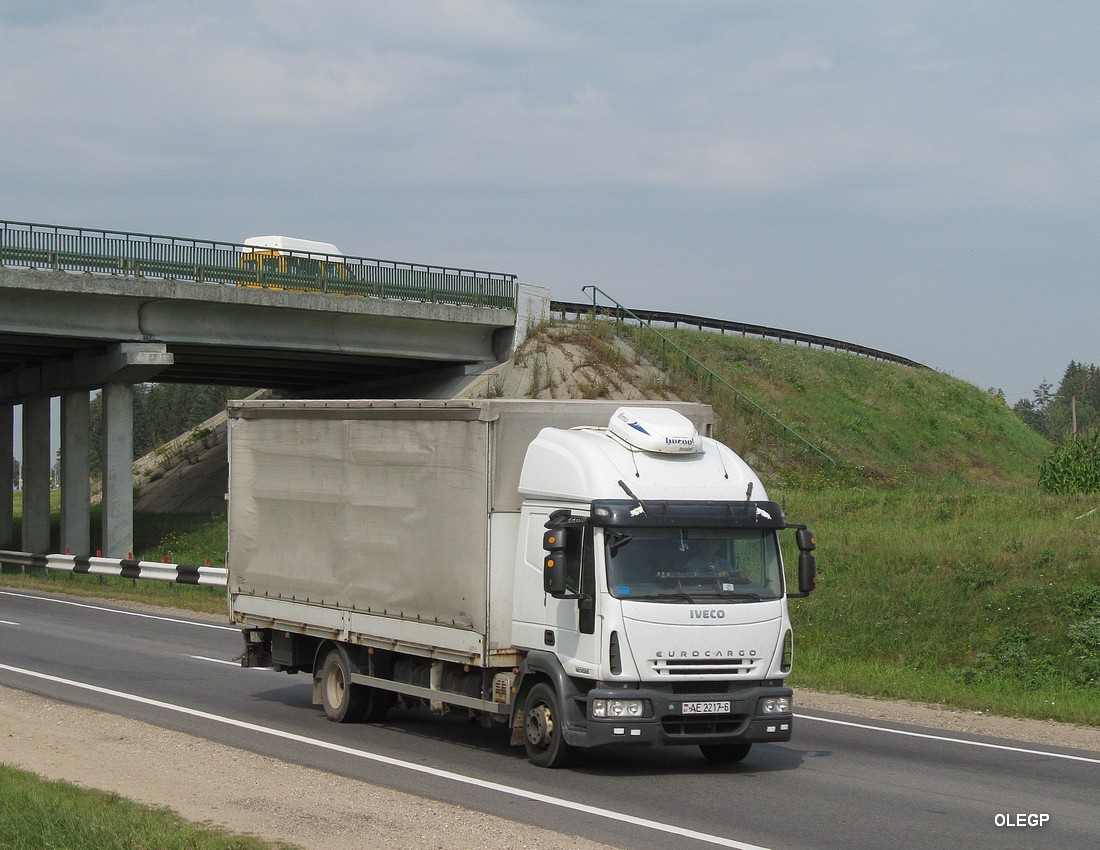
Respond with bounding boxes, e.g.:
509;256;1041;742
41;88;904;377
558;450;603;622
1039;432;1100;494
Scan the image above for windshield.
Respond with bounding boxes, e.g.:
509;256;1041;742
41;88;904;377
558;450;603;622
605;527;783;602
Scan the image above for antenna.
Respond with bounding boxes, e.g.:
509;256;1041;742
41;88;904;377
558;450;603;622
617;479;647;517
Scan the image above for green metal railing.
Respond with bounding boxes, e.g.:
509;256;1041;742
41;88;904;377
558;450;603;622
580;285;836;467
0;219;518;310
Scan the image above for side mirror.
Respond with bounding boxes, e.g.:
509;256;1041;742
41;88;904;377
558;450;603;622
797;550;817;596
788;527;817;598
543;526;569;596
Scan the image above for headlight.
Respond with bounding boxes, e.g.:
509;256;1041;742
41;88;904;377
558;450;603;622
758;696;791;714
592;698;645;718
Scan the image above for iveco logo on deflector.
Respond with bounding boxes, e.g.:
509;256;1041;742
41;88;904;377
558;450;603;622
689;609;725;619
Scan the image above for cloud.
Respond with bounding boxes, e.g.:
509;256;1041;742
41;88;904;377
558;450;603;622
2;1;1098;401
0;0;104;27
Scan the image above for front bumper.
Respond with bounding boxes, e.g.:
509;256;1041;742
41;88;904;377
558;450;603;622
576;685;794;749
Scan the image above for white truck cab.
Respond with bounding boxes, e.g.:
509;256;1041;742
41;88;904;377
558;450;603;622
510;406;815;765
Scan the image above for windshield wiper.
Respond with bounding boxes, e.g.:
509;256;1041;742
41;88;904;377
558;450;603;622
643;591;700;603
675;590;767;603
606;530;632;555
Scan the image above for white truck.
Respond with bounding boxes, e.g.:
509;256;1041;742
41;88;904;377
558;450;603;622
229;398;817;768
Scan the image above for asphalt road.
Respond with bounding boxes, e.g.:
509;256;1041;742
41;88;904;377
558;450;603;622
2;588;1097;850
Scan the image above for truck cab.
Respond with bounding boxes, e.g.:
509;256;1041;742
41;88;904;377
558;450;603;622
510;407;816;766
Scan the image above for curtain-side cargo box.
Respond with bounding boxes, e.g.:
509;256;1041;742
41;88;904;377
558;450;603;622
226;398;713;664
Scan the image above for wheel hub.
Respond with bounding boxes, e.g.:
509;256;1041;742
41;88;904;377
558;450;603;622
525;704;553;747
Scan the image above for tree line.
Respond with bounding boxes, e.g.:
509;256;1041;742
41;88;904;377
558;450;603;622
87;383;255;475
1013;361;1100;442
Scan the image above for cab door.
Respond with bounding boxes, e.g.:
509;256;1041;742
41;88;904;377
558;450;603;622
516;508;603;677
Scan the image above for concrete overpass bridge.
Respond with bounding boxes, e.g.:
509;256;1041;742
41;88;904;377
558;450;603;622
1;219;547;558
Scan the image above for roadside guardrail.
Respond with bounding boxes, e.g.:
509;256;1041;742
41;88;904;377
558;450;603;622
0;550;227;587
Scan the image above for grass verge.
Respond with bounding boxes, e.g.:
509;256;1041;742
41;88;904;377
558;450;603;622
0;764;294;850
782;486;1100;726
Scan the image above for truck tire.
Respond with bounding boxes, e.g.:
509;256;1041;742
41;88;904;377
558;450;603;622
362;687;394;723
522;682;574;768
319;647;366;723
699;742;752;763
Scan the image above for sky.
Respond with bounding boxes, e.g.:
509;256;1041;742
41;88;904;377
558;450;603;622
2;0;1097;426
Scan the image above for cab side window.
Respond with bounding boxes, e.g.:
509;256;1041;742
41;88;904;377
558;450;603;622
575;526;596;635
564;526;583;593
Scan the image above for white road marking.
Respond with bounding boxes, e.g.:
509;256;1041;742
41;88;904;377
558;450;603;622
190;655;269;670
0;662;771;850
795;712;1100;765
0;619;19;626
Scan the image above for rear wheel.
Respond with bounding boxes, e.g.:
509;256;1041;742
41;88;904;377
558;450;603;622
319;648;366;723
699;742;752;763
523;683;574;768
362;686;394;722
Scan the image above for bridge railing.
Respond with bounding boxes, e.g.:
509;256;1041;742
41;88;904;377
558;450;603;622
0;219;517;310
551;300;928;370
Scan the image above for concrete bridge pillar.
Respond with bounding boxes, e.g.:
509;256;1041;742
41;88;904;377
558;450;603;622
21;397;52;553
61;390;91;556
101;382;134;559
100;382;134;556
1;404;12;548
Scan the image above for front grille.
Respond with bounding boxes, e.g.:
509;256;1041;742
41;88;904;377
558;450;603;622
651;657;760;677
662;715;750;737
671;681;729;695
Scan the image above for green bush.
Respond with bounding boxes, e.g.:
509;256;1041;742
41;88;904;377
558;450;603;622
1038;433;1100;494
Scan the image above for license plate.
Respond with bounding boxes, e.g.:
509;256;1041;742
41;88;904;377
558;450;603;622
681;700;731;715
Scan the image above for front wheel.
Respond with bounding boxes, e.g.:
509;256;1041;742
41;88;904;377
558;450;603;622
700;742;752;763
522;683;574;768
319;648;366;723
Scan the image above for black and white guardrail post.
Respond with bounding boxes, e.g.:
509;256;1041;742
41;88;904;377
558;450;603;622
0;550;227;587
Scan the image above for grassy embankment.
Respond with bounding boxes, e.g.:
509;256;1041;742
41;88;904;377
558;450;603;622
3;321;1098;725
